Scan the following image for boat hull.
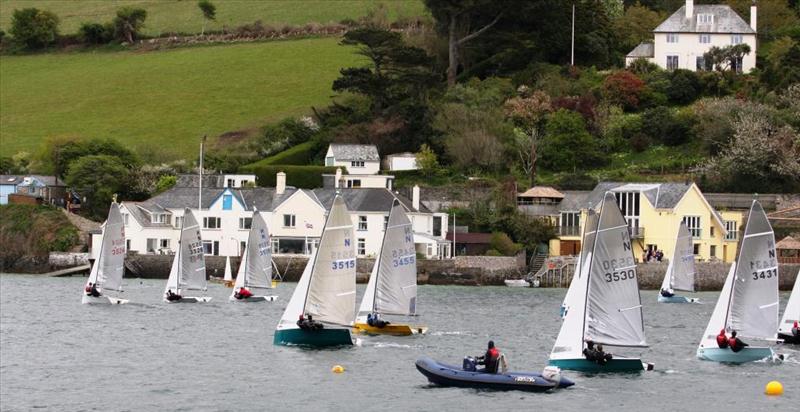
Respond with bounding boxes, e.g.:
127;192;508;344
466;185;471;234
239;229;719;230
229;295;278;302
353;322;427;336
548;357;647;372
696;347;774;363
778;333;800;344
415;357;573;392
81;294;129;305
504;279;530;287
658;295;699;303
164;296;213;303
273;327;353;347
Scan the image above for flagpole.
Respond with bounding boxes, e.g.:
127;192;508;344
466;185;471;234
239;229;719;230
198;135;206;211
571;2;575;66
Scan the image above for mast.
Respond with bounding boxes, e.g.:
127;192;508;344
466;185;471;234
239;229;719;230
301;198;335;315
175;211;185;294
723;202;753;328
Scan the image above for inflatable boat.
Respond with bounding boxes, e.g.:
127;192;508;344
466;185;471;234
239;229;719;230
415;357;574;392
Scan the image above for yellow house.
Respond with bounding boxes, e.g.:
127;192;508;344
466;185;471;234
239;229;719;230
545;182;742;263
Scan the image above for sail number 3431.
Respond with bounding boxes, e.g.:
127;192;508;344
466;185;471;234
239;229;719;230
751;268;777;280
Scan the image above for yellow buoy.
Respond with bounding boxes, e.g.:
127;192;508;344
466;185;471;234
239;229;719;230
765;381;783;396
332;365;345;374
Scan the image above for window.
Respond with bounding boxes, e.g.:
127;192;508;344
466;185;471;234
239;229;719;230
283;214;296;228
160;239;170;249
122;213;129;226
666;55;679;70
559;212;581;236
697;14;713;24
271;238;280;254
731;34;743;45
152;213;166;224
666;33;678;43
351;161;365;168
683;216;701;238
227;179;235;187
710;245;717;258
125;239;131;251
384;215;390;231
693;243;700;255
433;216;442;237
203;217;221;229
710;226;715;237
725;220;738;240
325;156;334;166
358;215;367;231
731;56;743;73
241;180;249;187
240;241;246;256
696;56;707;71
175;216;183;229
239;217;252;230
203;240;219;256
698;34;710;44
146;238;157;253
222;194;233;210
614;192;640;228
347;179;362;188
357;238;366;255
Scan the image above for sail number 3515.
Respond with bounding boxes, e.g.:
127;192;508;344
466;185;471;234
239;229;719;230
752;268;777;280
331;259;355;270
604;269;635;282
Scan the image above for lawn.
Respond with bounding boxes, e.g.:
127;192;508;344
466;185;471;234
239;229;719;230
0;0;426;36
0;37;361;160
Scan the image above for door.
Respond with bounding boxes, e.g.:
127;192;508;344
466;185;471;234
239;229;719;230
560;240;581;256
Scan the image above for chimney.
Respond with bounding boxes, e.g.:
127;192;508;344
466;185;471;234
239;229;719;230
276;172;286;195
412;185;420;211
750;1;757;32
335;168;342;189
685;0;693;19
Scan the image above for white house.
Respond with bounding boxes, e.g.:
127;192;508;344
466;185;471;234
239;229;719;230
626;0;757;73
322;167;394;190
324;144;381;175
99;173;450;260
384;152;419;172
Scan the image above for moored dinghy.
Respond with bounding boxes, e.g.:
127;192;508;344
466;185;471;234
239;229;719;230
354;199;426;336
549;192;652;372
230;210;277;302
274;195;356;347
778;270;800;344
163;208;212;303
658;222;699;303
697;200;779;363
82;202;128;305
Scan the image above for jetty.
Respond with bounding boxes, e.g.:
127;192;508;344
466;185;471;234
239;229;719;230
46;264;90;277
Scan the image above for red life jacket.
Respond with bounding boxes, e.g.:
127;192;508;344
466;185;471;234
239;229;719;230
716;333;728;348
488;347;499;360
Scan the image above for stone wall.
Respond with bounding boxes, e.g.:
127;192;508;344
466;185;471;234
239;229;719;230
49;252;89;268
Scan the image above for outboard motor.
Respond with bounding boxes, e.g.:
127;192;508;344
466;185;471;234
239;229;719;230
462;356;477;372
541;366;562;383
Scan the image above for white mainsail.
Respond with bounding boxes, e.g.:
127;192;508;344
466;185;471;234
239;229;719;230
357;200;417;319
779;270;800;335
277;250;316;330
660;222;696;293
232;211;273;293
698;263;736;349
86;202;126;292
552;209;598;360
164;208;207;295
223;256;233;283
584;192;647;348
727;200;779;340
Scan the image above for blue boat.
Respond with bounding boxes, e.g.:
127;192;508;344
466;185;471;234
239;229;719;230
415;357;574;392
549;357;650;373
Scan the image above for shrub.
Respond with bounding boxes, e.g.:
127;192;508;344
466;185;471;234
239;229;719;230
238;165;338;188
539;109;603;171
10;8;59;49
490;232;522;256
254;141;317;166
65;155;132;220
79;22;112;44
259;117;317;157
641;106;693;146
113;7;147;43
154;175;177;194
485;249;502;256
667;69;700;104
601;71;644;111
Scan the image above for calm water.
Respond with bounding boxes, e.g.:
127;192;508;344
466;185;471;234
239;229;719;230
0;274;797;411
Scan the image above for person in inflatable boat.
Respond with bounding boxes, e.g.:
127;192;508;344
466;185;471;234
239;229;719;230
477;341;501;373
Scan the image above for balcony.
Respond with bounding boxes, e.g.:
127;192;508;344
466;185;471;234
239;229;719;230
629;226;645;239
558;226;581;236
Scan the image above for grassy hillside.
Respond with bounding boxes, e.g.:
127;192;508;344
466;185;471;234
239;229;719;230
0;0;426;36
0;37;361;160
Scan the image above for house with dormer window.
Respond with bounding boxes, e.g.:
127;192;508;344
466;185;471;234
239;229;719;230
626;0;757;73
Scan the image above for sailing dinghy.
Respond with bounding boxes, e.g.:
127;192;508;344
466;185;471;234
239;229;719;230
696;200;779;363
82;202;128;305
658;222;699;303
354;199;427;336
549;192;652;372
274;195;356;346
223;256;234;287
163;208;212;303
230;210;277;302
778;269;799;344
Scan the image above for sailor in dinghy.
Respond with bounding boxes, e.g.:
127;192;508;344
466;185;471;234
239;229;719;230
658;222;699;303
230;209;277;302
696;200;781;363
163;208;212;303
82;201;128;305
778;270;800;344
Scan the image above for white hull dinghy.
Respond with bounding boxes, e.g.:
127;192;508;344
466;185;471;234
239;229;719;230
658;222;699;304
230;209;278;303
164;208;212;303
82;202;128;305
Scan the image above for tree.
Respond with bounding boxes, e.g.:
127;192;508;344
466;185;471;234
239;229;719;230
198;0;216;35
113;7;147;43
602;70;645;111
415;144;439;176
40;137;139;178
703;44;751;72
9;8;59;49
65;155;132;219
424;0;505;86
539;109;602;171
614;3;664;53
504;88;552;186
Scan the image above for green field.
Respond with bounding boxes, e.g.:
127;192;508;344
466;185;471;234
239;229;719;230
0;37;361;160
0;0;426;36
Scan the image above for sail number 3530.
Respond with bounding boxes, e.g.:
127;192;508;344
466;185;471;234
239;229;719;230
604;269;635;282
752;268;777;280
